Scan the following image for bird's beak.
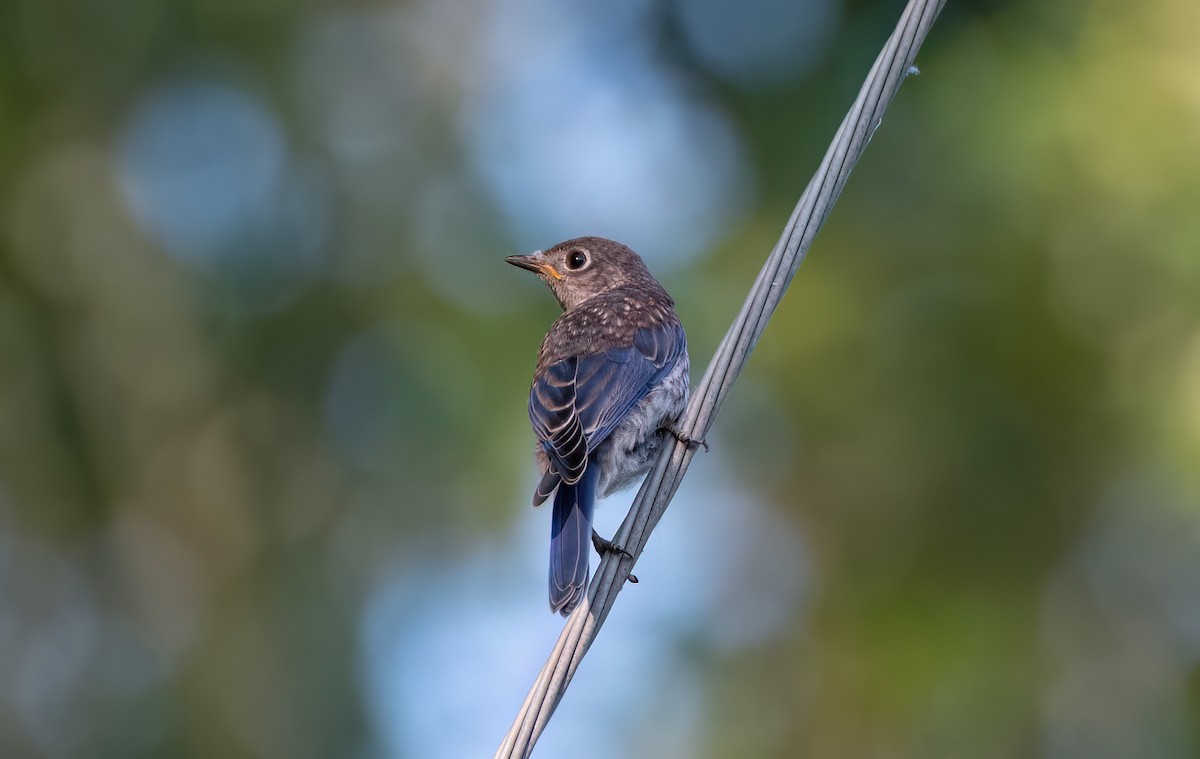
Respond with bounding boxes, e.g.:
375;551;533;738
505;251;563;280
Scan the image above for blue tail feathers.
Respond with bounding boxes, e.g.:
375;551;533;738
549;462;597;615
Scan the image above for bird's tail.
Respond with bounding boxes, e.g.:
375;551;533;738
549;461;597;616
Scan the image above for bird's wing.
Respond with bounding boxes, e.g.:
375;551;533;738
529;321;685;490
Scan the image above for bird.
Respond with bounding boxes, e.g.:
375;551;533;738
507;236;691;615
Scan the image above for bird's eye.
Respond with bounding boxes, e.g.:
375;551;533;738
565;250;589;270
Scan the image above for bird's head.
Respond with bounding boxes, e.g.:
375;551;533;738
505;236;656;310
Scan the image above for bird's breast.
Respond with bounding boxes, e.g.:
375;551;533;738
594;355;690;498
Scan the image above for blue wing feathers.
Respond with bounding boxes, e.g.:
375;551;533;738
532;467;558;506
528;320;685;516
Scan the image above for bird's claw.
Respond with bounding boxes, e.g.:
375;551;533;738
591;530;639;584
660;424;709;452
591;530;632;560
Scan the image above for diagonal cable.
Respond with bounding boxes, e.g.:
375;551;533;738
497;1;947;755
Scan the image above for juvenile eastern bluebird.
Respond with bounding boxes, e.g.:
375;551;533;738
507;237;690;615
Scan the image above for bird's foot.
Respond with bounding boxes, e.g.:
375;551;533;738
591;530;632;559
591;530;639;584
660;423;709;452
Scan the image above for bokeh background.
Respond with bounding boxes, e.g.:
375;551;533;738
2;0;1199;756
